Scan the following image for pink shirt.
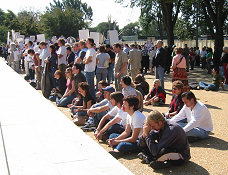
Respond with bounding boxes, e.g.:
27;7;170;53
172;54;186;69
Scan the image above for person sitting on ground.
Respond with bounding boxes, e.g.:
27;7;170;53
144;79;166;106
96;80;109;103
56;67;76;107
134;74;150;97
49;70;67;102
169;91;213;141
121;75;137;98
164;81;184;119
94;92;127;142
199;68;224;91
108;97;146;158
71;82;95;125
138;110;190;170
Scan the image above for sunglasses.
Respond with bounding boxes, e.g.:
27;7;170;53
172;88;177;90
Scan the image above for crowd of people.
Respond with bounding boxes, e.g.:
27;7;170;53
2;38;228;170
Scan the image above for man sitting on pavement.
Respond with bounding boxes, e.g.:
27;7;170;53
169;91;213;141
138;110;190;169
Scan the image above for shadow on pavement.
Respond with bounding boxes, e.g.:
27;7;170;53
190;136;228;150
204;104;222;110
154;161;209;175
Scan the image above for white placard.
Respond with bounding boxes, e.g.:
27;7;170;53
79;29;89;40
37;34;45;42
11;30;15;41
16;38;24;43
15;32;20;39
24;38;30;44
108;30;119;46
90;32;100;47
7;31;10;45
51;36;57;43
30;36;36;42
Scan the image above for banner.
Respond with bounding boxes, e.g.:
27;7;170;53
90;32;100;47
108;30;119;46
11;30;15;42
79;29;89;41
7;31;10;45
37;34;45;42
30;36;36;42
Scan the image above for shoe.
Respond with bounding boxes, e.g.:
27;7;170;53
109;151;124;159
150;161;172;170
138;152;155;164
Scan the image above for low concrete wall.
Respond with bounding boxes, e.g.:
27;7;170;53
0;58;133;175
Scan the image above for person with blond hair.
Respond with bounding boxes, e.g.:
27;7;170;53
144;79;166;106
138;110;190;169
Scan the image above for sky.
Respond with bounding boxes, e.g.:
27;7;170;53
1;0;141;28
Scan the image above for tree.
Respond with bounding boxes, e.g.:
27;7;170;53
90;22;119;38
120;22;140;36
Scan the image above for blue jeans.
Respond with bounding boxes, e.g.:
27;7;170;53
107;63;114;84
155;66;165;89
96;68;108;91
199;82;218;91
109;133;140;153
177;120;209;139
56;94;76;107
85;71;95;99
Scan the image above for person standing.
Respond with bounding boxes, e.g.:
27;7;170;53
129;43;142;81
113;43;128;91
183;44;190;72
106;44;115;84
66;46;75;67
83;38;97;99
221;47;228;85
39;42;50;73
153;40;166;89
201;47;207;69
57;38;67;74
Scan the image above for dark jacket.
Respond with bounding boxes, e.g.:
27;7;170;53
139;122;191;161
73;72;86;95
153;47;167;68
56;77;67;96
41;62;52;98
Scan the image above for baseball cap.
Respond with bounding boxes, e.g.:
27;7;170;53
102;86;115;93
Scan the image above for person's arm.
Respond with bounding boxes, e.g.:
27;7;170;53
169;105;187;124
83;56;93;64
88;105;110;114
116;62;127;78
63;80;75;98
96;114;112;131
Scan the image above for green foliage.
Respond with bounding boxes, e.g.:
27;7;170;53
90;22;119;38
120;22;140;36
0;25;8;43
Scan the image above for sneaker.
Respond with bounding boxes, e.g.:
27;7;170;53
150;161;172;170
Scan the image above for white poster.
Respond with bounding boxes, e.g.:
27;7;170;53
79;29;89;41
37;34;45;42
11;30;15;41
15;32;20;39
7;31;10;45
90;32;100;47
51;36;57;43
108;30;119;46
24;38;30;44
30;36;36;42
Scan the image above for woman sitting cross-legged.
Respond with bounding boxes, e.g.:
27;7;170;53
49;70;66;102
164;81;184;119
56;67;76;107
108;96;146;158
144;79;166;106
71;82;95;126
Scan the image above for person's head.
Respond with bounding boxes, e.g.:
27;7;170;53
181;91;197;108
172;80;183;95
113;43;122;53
130;43;135;49
54;70;63;79
72;63;82;74
98;45;106;53
123;96;139;113
39;42;47;49
65;67;73;79
184;44;188;48
105;44;111;51
174;47;183;54
73;42;79;52
102;86;115;100
135;74;145;84
156;40;163;48
212;67;219;75
78;40;86;49
66;46;72;54
153;79;161;88
58;38;65;47
28;49;35;56
110;92;124;106
78;82;90;95
146;110;165;131
98;80;108;90
120;75;132;88
86;38;94;48
49;44;56;53
124;44;129;48
223;47;228;53
27;41;33;47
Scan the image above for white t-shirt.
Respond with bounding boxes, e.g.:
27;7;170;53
84;48;96;72
96;53;110;68
107;106;120;118
127;110;146;138
40;47;50;67
57;46;67;66
13;50;20;61
113;109;128;128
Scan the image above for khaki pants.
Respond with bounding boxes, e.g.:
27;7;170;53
115;74;124;91
131;68;140;82
35;67;41;89
58;64;67;75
